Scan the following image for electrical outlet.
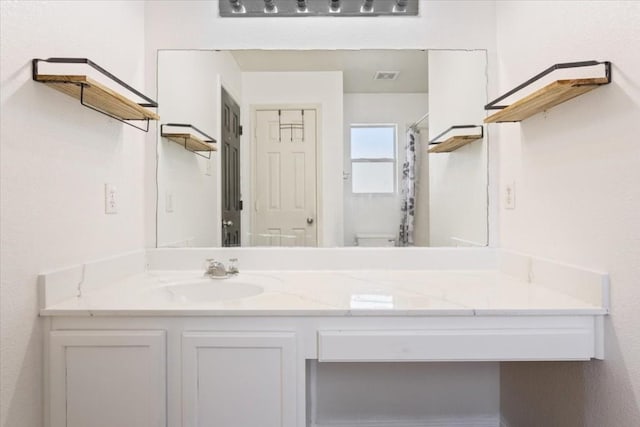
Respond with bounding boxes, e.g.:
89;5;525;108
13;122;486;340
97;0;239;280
504;181;516;210
166;192;174;213
105;184;118;214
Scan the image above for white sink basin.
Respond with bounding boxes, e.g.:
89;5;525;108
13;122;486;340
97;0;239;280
154;279;263;303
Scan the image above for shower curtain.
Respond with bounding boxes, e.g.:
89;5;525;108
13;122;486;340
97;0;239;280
399;127;417;246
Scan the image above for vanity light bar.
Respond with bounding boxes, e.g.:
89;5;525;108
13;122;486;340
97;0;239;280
220;0;419;17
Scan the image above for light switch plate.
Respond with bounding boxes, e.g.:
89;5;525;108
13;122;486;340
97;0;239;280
166;192;174;213
105;183;118;214
504;181;516;210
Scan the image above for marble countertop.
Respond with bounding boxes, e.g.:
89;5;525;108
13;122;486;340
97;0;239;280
40;269;607;317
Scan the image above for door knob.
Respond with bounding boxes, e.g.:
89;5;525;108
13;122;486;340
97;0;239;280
223;220;234;227
306;217;314;225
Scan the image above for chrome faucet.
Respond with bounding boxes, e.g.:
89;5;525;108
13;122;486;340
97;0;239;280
204;258;239;278
204;259;227;278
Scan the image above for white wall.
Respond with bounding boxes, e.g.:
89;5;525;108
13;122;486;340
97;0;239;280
494;2;640;426
156;50;242;247
0;2;147;427
8;2;638;425
242;71;344;247
428;50;488;247
343;92;429;246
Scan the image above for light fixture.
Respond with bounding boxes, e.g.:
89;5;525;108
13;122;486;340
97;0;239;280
219;0;418;17
361;0;374;13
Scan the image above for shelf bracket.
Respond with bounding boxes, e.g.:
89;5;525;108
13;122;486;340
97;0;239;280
428;125;484;145
79;84;151;132
485;60;611;112
190;147;212;160
160;123;217;159
32;58;158;107
427;125;484;153
32;57;159;132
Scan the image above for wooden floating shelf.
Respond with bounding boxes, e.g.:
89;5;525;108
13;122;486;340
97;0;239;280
484;77;609;123
161;132;217;153
428;125;484;153
160;123;217;158
429;134;483;153
484;61;611;124
34;74;160;121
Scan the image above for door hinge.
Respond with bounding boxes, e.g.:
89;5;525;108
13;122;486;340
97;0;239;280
239;125;243;136
239;200;243;211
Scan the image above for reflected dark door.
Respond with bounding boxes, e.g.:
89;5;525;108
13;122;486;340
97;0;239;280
221;88;241;247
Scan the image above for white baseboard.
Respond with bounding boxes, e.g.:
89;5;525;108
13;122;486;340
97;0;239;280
313;415;500;427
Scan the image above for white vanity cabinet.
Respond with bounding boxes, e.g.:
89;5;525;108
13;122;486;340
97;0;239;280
45;315;605;427
48;330;166;427
47;328;298;427
40;252;609;426
181;332;297;427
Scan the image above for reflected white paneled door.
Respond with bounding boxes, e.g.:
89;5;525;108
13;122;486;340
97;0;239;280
182;332;297;427
48;330;166;427
254;109;317;246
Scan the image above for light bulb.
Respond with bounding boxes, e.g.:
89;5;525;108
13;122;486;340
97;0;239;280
229;0;245;13
264;0;277;13
297;0;308;13
361;0;374;13
394;0;408;13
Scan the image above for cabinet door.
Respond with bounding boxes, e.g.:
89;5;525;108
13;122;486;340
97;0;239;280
49;330;166;427
182;332;296;427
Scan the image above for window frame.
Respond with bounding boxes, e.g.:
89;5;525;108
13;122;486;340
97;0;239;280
349;123;398;195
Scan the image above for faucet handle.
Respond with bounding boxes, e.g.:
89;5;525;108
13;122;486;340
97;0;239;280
228;258;239;275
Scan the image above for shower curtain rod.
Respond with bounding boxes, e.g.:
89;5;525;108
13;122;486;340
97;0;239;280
409;112;429;129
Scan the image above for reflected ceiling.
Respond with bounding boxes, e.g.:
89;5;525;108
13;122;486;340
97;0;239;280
230;49;428;93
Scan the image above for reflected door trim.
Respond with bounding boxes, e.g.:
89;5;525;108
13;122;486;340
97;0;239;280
250;104;321;247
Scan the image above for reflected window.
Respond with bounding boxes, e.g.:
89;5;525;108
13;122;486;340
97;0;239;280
350;125;396;194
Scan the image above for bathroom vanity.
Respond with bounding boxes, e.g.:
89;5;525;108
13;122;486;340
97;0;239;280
39;248;608;427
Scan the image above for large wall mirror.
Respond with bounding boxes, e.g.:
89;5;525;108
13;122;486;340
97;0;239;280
156;49;488;248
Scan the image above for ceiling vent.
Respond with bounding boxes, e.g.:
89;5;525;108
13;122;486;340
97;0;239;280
374;71;400;81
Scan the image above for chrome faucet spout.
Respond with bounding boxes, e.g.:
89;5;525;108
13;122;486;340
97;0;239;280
204;259;228;278
204;258;240;278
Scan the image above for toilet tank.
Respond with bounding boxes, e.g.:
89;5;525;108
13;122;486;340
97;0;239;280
355;233;396;247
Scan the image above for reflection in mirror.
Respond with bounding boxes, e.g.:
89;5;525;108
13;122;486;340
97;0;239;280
156;49;487;248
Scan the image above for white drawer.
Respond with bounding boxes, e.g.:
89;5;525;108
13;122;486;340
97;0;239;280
317;329;594;362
